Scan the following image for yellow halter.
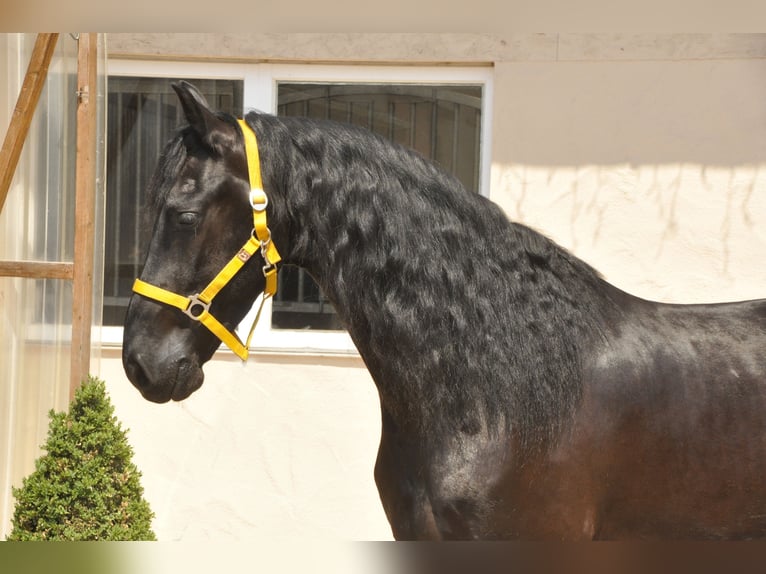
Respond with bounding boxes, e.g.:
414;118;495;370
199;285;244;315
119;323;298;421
132;119;281;361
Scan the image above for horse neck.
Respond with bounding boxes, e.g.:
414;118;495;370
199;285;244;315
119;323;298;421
257;115;611;439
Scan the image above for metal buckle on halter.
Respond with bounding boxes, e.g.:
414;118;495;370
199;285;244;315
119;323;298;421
252;227;275;270
262;261;276;277
183;294;210;321
250;188;268;212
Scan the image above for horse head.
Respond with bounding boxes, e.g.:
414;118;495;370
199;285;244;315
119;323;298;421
122;81;268;403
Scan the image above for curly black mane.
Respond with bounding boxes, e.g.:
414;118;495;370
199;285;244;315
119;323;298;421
244;111;618;446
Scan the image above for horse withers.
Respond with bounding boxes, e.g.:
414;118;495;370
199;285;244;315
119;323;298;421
123;80;766;539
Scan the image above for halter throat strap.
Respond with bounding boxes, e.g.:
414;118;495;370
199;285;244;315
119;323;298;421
132;118;281;361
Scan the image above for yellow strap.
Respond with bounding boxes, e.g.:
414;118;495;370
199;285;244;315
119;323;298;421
238;119;264;195
199;236;260;303
132;279;190;312
134;278;250;360
238;118;281;296
197;309;249;360
264;268;277;296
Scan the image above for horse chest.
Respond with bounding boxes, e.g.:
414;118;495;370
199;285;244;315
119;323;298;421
373;408;546;540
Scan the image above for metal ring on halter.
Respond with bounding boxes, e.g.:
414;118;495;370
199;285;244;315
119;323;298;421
183;294;210;320
251;227;271;243
250;188;268;211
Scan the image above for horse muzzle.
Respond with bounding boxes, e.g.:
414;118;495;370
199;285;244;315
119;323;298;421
123;345;205;403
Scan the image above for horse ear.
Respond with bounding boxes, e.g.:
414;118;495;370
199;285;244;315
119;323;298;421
171;80;237;153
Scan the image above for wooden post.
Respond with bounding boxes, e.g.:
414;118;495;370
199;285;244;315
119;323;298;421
70;33;98;399
0;33;58;214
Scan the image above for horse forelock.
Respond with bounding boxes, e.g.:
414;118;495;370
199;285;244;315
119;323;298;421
146;128;188;214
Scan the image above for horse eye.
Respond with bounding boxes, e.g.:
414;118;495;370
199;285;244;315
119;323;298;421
176;212;199;227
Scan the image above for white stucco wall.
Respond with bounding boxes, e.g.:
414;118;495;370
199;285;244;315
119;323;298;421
101;350;393;540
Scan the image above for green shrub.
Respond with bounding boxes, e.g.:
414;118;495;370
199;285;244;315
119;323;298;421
7;376;156;540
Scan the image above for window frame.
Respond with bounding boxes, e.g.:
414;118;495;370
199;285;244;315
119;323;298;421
104;59;494;354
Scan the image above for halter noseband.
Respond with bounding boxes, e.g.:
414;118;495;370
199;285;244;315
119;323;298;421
131;119;281;361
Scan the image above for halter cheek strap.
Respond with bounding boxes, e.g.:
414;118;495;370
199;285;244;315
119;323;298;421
131;119;281;361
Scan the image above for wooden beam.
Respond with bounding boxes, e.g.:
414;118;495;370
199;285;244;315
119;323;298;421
70;33;99;400
0;33;59;215
0;260;74;280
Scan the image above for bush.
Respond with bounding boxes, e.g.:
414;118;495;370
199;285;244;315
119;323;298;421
7;376;156;540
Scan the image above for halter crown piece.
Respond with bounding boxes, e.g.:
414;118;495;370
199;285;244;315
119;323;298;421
131;119;281;361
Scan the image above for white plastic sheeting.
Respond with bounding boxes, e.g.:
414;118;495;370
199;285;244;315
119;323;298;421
0;33;106;537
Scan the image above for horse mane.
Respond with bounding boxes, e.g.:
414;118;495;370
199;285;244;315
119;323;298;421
244;111;619;448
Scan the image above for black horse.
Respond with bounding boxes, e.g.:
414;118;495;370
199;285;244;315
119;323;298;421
123;81;766;540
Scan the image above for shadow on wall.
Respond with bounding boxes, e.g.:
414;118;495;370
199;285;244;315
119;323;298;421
490;58;766;303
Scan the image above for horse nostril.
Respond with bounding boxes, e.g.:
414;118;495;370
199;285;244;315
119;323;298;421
175;355;196;381
124;352;149;387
